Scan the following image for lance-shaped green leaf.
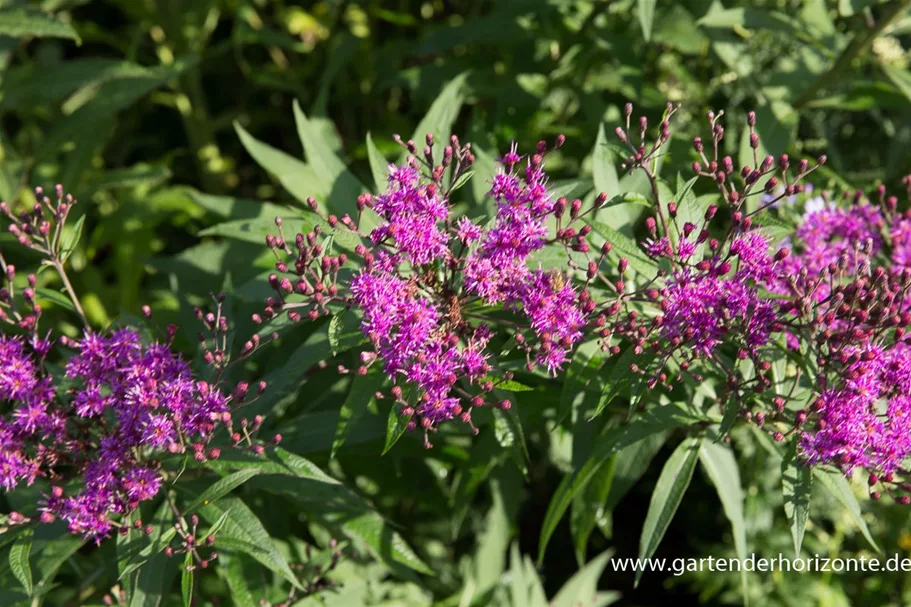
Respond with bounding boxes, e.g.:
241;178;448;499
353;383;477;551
332;366;385;458
636;437;700;586
406;73;469;165
585;218;658;278
9;533;33;596
0;8;81;42
537;405;706;563
781;441;812;556
813;468;879;552
699;440;749;601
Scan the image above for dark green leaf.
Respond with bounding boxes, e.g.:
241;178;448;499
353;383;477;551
585;218;657;278
537;405;706;563
332;366;385;458
9;533;32;596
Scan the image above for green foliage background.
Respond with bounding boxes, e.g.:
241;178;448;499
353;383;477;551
3;0;911;605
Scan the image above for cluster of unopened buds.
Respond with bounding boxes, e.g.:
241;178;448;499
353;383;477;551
0;187;281;542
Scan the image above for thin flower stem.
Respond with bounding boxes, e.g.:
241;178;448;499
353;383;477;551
51;259;89;328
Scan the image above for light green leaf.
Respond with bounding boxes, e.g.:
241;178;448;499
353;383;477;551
60;214;85;263
292;101;372;226
637;0;658;41
813;469;880;552
181;552;193;607
551;550;619;607
883;64;911;105
699;440;748;601
636;437;700;586
366;132;389;193
234;121;326;206
782;441;812;556
35;287;76;313
593;123;620;197
407;73;469;165
0;8;80;42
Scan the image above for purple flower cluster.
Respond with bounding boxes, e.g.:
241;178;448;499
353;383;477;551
370;165;449;265
801;344;911;475
779;202;884;292
0;329;232;541
339;149;589;434
659;270;776;359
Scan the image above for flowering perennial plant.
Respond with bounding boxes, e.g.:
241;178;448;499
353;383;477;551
8;102;911;606
261;134;603;445
0;187;273;549
256;105;911;504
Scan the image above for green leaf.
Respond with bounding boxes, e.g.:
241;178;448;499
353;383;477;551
593;123;620;197
129;550;176;607
60;214;85;263
185;468;262;512
571;456;615;565
585;218;657;278
181;552;193;607
407;73;468;165
697;6;798;33
383;405;410;455
537;405;705;563
604;432;667;513
197;496;303;589
234;121;326;206
590;348;656;420
292;101;372;227
813;469;880;552
366;132;389;193
332;366;385;458
9;534;32;596
699;440;748;601
34;287;76;313
637;0;658;41
781;441;812;556
551;550;619;607
636;437;700;586
883;64;911;105
221;555;256;607
601;192;650;209
0;8;80;42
